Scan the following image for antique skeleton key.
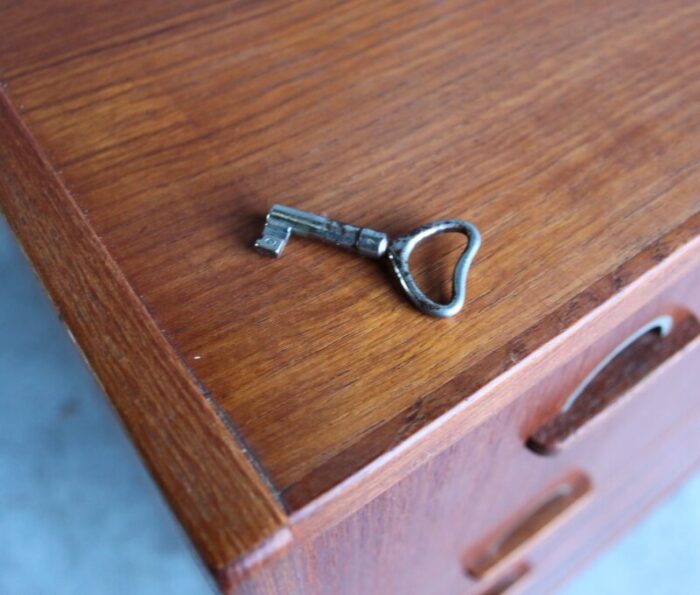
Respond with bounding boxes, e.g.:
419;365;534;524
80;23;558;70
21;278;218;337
255;204;481;318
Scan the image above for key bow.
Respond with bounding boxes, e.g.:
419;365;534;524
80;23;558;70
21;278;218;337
386;219;481;318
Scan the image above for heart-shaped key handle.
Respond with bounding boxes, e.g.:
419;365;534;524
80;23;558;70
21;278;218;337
387;220;481;318
255;205;481;318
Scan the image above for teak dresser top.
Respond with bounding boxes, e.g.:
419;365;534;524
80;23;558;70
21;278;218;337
2;0;699;583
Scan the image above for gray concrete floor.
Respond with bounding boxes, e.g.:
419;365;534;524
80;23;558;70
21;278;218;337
1;214;699;594
0;218;212;594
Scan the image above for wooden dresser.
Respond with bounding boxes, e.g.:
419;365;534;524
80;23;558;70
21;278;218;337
2;1;699;593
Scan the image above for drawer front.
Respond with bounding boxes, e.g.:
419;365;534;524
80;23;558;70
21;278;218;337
454;268;700;592
234;327;700;595
462;332;700;594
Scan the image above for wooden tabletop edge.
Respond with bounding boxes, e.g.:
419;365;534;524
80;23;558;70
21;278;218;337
0;88;288;573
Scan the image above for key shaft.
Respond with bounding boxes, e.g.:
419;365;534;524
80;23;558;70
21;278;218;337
255;204;388;258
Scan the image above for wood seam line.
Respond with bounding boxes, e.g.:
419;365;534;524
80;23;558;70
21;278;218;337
181;361;287;506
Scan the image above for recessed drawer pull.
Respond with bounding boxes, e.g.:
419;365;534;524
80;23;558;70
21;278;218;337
561;316;673;413
528;313;700;455
464;472;591;580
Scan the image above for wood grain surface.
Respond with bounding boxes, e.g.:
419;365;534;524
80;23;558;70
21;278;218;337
1;0;700;583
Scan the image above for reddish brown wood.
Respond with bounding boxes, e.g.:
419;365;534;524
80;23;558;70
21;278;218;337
222;250;700;594
1;0;700;591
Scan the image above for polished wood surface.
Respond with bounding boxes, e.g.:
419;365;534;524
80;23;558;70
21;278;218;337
222;246;700;593
2;0;700;587
226;274;700;593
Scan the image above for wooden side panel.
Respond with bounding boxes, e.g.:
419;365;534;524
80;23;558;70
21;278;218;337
0;91;287;571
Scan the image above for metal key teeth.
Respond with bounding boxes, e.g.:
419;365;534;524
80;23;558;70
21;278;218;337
254;204;481;318
255;221;291;257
